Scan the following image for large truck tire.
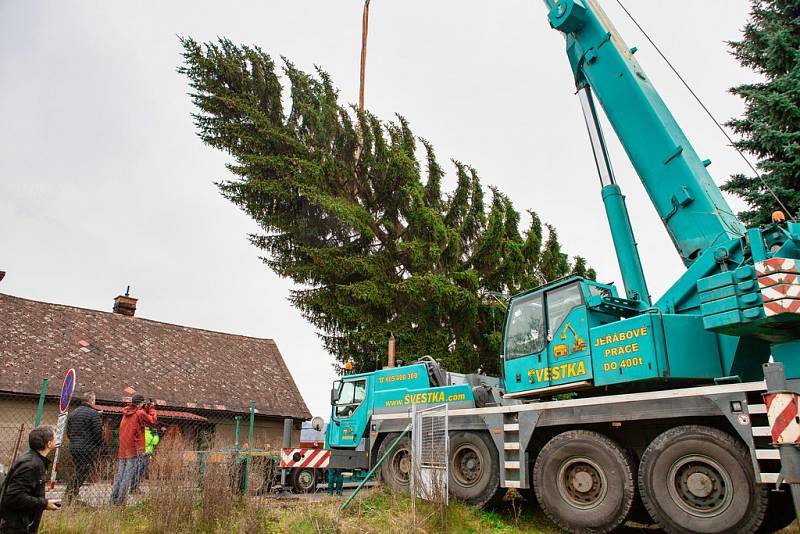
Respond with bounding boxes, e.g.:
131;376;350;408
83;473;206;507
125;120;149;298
638;425;768;534
757;489;796;533
533;430;634;534
448;431;500;508
291;467;317;493
377;433;412;493
627;452;656;526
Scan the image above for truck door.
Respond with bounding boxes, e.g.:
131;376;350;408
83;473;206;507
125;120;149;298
328;377;370;449
545;282;592;386
504;292;550;394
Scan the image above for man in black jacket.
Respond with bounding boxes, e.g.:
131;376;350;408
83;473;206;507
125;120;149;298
64;392;103;502
0;427;60;533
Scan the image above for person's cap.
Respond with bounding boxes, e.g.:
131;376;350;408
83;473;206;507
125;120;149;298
131;394;145;405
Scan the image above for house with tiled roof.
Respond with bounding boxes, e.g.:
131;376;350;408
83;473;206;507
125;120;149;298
0;290;310;460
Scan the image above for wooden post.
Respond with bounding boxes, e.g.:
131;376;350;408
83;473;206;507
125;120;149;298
387;332;396;368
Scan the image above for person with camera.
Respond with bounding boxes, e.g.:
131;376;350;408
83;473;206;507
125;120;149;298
110;395;157;505
129;423;160;494
0;426;61;533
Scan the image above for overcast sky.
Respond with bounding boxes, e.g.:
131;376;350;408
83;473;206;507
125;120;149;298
0;1;758;418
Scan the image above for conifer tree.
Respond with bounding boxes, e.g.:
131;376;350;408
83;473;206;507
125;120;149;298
723;0;800;225
179;38;594;374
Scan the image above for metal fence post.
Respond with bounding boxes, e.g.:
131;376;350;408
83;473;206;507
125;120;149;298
242;401;255;494
33;378;48;427
281;418;292;487
234;416;241;449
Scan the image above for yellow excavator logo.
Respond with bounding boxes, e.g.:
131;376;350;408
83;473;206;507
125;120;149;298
552;322;587;358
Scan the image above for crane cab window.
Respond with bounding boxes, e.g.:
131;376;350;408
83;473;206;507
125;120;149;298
546;283;584;333
335;379;367;418
505;293;545;360
586;282;613;298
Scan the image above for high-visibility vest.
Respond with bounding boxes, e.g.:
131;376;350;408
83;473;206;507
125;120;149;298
145;427;160;454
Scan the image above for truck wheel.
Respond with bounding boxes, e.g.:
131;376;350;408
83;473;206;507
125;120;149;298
378;433;412;493
757;489;796;533
448;431;500;508
638;425;768;534
533;430;634;534
291;467;316;493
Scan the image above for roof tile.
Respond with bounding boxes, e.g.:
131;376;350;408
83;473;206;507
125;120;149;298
0;293;311;420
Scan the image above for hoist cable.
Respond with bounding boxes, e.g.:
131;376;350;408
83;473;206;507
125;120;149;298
614;0;795;220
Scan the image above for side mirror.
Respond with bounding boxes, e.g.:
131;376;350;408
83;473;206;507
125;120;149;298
330;386;340;404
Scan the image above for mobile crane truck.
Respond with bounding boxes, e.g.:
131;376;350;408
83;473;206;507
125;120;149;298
324;1;800;532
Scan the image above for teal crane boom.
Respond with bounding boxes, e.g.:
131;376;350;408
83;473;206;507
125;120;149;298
527;0;800;381
547;0;745;266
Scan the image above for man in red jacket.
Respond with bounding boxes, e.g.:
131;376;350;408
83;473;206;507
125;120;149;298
110;395;156;505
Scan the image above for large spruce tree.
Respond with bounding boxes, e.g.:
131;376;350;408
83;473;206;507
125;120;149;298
723;0;800;225
180;38;594;374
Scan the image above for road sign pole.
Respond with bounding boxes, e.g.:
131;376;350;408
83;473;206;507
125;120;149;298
49;411;68;489
243;401;255;494
49;369;76;489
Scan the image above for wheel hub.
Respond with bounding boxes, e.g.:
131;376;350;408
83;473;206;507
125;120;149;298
298;470;314;490
686;472;713;498
668;455;733;517
557;457;607;509
392;449;411;484
572;471;594;493
399;456;410;474
452;445;483;487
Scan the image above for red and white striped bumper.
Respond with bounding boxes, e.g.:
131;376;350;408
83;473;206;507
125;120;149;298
280;447;330;469
763;391;800;445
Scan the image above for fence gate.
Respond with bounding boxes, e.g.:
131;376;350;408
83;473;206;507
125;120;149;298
411;403;448;505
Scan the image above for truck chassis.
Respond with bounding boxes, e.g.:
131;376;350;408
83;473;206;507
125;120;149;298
368;376;796;532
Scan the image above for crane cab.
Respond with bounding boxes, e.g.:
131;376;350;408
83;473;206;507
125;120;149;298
503;276;612;397
502;275;732;398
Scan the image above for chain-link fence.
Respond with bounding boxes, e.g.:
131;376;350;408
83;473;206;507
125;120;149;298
0;390;287;509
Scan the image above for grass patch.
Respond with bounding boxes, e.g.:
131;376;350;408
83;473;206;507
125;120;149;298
41;487;563;534
39;487;800;533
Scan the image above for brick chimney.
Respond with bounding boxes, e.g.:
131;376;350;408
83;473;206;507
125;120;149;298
113;286;137;317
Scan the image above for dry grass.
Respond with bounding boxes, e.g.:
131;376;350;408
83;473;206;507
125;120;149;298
39;455;800;534
42;487;800;534
40;486;563;534
144;445;198;533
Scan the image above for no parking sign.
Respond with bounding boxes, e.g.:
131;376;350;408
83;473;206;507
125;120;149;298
59;368;76;413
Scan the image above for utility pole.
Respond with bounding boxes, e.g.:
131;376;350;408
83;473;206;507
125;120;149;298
358;0;370;113
354;0;371;170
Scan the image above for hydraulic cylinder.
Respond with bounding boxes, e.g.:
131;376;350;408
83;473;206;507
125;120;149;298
602;184;651;305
